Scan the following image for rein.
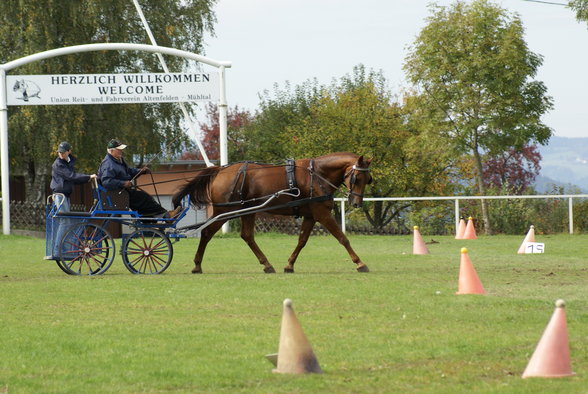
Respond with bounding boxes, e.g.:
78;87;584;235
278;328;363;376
132;159;370;212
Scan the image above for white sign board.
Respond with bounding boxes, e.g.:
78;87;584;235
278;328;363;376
6;73;218;106
524;242;545;254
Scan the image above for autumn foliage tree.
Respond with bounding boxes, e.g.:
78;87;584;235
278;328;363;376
483;145;542;194
181;103;252;161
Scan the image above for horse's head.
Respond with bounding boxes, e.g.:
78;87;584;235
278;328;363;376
12;80;22;91
344;155;372;208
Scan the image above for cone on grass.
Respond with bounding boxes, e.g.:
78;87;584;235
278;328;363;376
272;299;322;374
456;248;485;295
463;217;477;240
517;225;536;254
522;299;575;378
413;226;430;255
455;218;466;239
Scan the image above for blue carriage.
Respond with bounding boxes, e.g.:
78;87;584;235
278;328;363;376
44;179;189;275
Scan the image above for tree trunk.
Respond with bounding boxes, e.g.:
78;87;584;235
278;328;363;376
24;157;48;204
472;148;492;235
373;201;383;228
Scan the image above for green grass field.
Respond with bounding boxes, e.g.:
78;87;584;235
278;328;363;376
0;232;586;393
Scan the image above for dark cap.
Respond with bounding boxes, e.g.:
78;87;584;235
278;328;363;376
107;139;127;150
57;142;72;153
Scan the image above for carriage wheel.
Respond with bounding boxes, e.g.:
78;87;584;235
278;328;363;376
121;229;173;274
55;259;73;275
58;223;115;276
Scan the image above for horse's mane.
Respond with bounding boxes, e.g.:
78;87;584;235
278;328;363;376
312;152;359;173
314;152;358;163
172;166;220;209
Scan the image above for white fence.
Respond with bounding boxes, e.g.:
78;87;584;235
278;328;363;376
336;194;588;235
4;194;588;235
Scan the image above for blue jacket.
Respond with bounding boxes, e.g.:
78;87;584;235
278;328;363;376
98;153;140;191
50;155;90;197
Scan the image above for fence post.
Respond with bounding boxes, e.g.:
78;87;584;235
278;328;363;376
340;199;346;234
569;197;573;234
455;199;460;233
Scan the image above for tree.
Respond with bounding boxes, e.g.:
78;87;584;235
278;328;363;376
569;0;588;23
0;0;217;202
404;0;553;234
482;145;542;194
235;80;321;163
278;65;457;229
180;102;252;161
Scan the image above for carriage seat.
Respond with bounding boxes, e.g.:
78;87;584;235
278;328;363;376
95;183;130;211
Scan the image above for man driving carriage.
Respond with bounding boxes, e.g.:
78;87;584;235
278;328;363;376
98;139;181;218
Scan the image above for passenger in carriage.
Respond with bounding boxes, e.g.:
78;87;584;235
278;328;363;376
47;141;97;258
97;139;181;218
50;141;97;209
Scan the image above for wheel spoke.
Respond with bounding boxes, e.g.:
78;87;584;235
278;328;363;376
129;254;145;266
150;253;167;267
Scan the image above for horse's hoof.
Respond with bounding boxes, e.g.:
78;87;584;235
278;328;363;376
264;266;276;273
284;267;294;273
356;264;369;273
191;268;203;274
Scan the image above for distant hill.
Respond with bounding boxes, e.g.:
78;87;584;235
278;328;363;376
535;136;588;193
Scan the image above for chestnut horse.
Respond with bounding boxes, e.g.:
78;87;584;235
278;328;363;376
172;152;372;274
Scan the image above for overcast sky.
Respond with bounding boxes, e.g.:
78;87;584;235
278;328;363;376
201;0;588;138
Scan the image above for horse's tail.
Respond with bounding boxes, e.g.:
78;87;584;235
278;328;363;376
172;166;221;209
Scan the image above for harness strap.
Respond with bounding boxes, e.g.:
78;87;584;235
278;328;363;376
344;164;371;199
285;158;301;217
285;158;297;192
309;160;315;197
213;193;273;207
228;162;249;203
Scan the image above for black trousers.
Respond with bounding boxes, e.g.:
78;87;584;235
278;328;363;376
128;189;167;217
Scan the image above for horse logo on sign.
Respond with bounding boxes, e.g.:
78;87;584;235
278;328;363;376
12;79;41;102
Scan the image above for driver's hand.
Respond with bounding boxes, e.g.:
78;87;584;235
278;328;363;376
122;180;133;188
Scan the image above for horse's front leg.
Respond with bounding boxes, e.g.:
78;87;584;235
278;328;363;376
284;216;316;273
240;214;275;273
192;220;225;274
314;209;369;272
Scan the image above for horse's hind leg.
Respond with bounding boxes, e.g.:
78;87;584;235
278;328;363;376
284;216;315;273
192;220;225;274
314;209;369;272
240;214;276;273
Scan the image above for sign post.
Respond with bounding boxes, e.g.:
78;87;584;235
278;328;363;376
0;43;231;235
0;68;9;235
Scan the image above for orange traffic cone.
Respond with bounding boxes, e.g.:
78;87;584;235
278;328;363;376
272;299;322;374
522;300;575;378
456;248;485;295
463;217;477;240
455;218;466;239
517;225;536;254
413;226;430;255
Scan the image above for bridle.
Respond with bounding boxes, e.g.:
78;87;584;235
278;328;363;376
344;165;371;199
